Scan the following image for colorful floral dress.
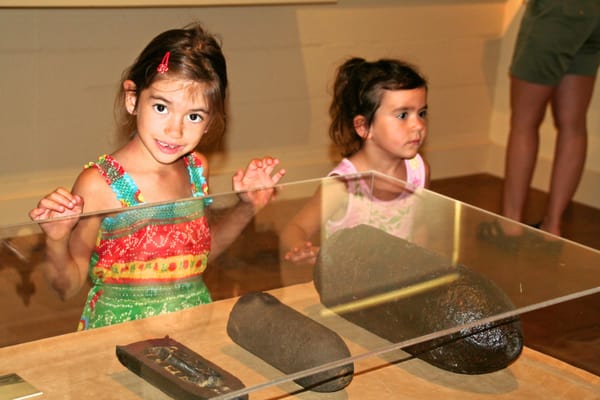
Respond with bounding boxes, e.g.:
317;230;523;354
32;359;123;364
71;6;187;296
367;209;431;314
325;155;427;240
78;153;212;330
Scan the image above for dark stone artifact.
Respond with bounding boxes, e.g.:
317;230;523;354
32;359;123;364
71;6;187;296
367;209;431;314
314;224;523;375
227;292;354;392
116;336;247;400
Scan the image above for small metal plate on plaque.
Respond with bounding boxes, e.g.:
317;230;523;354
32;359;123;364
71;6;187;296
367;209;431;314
116;336;247;400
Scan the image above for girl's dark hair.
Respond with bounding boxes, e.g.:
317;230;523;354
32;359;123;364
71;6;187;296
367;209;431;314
115;22;228;143
329;57;427;157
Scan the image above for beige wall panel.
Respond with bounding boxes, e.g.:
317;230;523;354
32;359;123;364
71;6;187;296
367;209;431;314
422;39;502;89
428;142;491;179
3;1;597;223
427;85;495;150
0;55;37;171
295;3;504;43
226;99;312;150
227;48;309;104
306;97;331;146
203;8;306;48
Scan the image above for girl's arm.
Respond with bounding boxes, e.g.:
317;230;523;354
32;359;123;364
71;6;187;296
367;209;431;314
43;214;100;299
279;186;323;265
280;178;348;265
209;157;286;260
29;169;105;299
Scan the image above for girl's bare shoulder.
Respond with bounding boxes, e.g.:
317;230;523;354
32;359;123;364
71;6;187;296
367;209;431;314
71;167;120;212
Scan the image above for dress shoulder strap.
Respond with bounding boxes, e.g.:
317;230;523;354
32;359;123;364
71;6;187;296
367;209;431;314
404;153;426;188
85;154;144;207
327;158;357;177
184;152;209;198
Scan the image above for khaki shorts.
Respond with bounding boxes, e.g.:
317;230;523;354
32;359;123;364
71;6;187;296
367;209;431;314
510;0;600;85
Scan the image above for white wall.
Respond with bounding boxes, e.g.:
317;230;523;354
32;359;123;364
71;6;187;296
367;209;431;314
0;0;598;226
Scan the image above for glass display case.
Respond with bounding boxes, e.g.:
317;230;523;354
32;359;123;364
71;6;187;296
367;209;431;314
0;172;598;399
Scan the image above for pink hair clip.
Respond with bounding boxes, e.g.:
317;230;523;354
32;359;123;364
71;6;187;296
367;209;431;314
157;51;170;74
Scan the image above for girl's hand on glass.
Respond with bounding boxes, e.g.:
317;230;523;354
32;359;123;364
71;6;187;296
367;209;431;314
284;241;319;266
233;156;286;208
29;187;83;241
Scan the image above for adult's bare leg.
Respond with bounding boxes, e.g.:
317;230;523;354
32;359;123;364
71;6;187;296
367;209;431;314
543;74;596;236
501;77;554;235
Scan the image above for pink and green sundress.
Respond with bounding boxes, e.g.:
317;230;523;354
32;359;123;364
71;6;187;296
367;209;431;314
78;153;212;330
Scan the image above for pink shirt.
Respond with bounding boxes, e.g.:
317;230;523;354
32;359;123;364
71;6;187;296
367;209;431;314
325;155;426;240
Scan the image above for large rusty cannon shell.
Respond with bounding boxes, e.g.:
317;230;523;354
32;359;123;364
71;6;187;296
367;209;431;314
314;224;523;374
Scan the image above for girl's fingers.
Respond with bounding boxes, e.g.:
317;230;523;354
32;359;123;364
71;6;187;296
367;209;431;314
260;157;279;174
29;208;47;220
271;168;286;184
35;192;83;215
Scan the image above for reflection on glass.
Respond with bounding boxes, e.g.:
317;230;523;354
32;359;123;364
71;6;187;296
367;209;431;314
1;172;598;398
